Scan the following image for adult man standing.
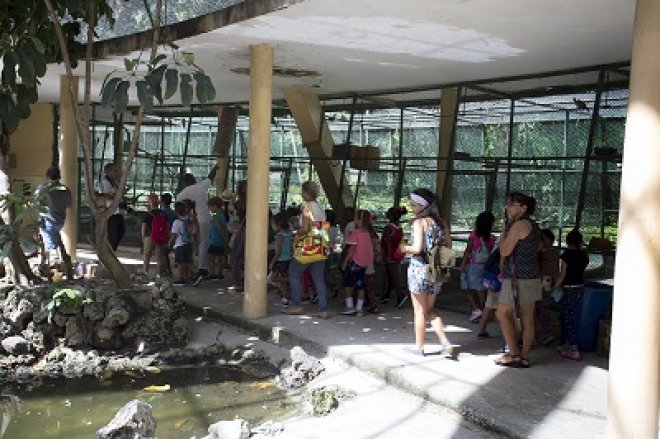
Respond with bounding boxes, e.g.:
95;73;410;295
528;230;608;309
35;166;72;268
94;162;128;251
177;164;218;285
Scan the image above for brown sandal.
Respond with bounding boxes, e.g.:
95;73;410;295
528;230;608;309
495;353;521;368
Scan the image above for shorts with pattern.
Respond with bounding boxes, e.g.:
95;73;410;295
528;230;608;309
174;244;193;264
498;278;542;305
407;257;442;295
343;260;367;290
461;264;486;291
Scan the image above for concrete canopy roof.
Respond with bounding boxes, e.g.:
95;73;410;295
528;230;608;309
37;0;634;110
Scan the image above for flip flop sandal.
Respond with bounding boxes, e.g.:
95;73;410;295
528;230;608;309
495;354;521;368
519;358;531;368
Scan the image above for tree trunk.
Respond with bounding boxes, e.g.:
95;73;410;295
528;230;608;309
94;213;132;288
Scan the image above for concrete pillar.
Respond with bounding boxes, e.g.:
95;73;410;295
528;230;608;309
436;87;458;221
243;44;273;319
214;106;239;194
607;1;660;437
284;86;353;213
59;75;79;261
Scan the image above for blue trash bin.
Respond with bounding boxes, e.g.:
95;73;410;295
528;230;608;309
575;281;613;352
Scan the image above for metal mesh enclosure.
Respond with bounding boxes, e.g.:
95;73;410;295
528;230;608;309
79;65;628;252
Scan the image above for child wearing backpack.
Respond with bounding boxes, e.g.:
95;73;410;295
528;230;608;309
142;193;168;276
460;211;497;323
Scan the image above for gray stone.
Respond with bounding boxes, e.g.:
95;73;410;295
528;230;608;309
2;336;30;355
52;312;68;328
83;302;105;322
125;289;153;315
204;419;249;439
96;399;156;439
32;307;49;324
102;306;130;328
160;285;175;300
93;327;120;350
8;299;34;329
105;296;128;313
279;346;325;389
65;317;85;347
250;421;284;437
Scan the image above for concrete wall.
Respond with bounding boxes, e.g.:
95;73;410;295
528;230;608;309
9;103;55;193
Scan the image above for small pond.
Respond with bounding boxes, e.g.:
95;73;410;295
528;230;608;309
0;363;294;438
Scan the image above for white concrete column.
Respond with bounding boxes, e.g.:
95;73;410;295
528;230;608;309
59;75;79;261
243;43;273;319
607;0;660;437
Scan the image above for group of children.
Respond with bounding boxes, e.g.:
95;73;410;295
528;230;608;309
460;210;590;361
141;192;232;286
266;204;410;316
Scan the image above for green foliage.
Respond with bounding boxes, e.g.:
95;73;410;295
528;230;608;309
46;284;91;323
0;190;44;259
99;47;216;113
0;0;113;134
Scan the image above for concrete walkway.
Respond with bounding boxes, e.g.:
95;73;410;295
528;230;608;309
177;278;609;439
76;245;608;438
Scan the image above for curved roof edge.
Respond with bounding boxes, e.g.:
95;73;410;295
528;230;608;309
92;0;306;59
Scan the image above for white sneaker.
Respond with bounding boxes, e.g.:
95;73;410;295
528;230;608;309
470;309;483;323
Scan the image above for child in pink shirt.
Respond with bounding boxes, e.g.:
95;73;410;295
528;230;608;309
340;210;374;316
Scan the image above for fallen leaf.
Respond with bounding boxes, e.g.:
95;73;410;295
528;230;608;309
142;384;171;392
173;419;189;430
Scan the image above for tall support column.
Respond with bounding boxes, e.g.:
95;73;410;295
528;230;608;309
59;75;79;261
436;87;459;222
214;106;239;194
607;0;660;437
243;43;273;319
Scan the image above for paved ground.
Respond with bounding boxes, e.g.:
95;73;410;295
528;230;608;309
78;247;610;438
179;279;609;439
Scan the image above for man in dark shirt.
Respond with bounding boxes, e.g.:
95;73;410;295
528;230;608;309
35;166;72;268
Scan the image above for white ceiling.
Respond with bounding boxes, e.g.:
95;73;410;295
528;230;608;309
37;0;635;109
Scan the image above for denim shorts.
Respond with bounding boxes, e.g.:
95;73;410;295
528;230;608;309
39;217;63;251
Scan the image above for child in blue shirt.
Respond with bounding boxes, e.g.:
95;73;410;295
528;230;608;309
208;197;228;280
269;212;293;306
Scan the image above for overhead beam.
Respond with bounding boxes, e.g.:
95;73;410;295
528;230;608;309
284;85;353;213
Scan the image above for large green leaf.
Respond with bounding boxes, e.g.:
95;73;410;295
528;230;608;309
112;80;130;114
164;69;178;100
0;93;20;133
182;52;195;66
2;52;17;88
136;80;153;111
146;64;166;105
16;45;36;87
16;86;32;119
194;74;216;103
100;77;121;108
179;73;193;107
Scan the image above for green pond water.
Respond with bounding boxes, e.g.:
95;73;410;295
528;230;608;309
0;364;294;438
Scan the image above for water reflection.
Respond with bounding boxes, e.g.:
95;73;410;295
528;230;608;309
1;364;293;438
